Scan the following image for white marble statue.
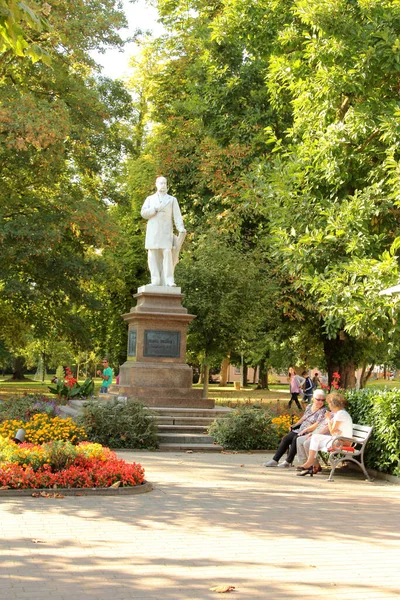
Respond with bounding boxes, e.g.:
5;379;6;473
141;176;186;287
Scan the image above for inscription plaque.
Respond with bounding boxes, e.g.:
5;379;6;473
128;330;137;357
144;330;181;358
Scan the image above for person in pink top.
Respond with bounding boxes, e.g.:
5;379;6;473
288;367;305;410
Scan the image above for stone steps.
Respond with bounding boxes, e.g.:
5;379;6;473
157;432;216;444
158;425;209;433
58;400;231;453
158;442;223;452
152;406;230;452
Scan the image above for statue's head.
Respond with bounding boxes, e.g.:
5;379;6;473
156;176;168;193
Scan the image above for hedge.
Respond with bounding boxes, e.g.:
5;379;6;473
346;388;400;477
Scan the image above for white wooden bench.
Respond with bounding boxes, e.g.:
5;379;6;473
326;423;373;482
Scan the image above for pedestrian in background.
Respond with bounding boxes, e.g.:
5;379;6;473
97;358;113;393
288;367;305;410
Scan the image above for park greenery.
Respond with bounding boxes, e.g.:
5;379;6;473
0;387;399;475
2;0;400;389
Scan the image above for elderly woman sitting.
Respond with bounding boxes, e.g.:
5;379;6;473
264;389;327;468
297;392;353;477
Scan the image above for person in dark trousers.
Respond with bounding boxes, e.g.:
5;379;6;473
288;367;305;410
264;390;327;468
301;370;314;407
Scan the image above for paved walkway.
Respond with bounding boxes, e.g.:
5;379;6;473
1;450;399;600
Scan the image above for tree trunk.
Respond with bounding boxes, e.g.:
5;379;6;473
256;359;269;389
219;356;229;387
323;337;356;389
252;366;258;384
41;352;46;383
11;356;27;380
360;363;374;389
202;362;209;399
242;363;248;387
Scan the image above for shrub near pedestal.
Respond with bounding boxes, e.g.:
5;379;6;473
209;406;281;451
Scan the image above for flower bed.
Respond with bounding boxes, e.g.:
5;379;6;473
271;414;293;436
0;438;146;490
0;413;86;444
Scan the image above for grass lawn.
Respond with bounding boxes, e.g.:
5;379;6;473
193;383;290;407
0;378;290;405
364;379;400;390
0;378;104;399
2;376;397;405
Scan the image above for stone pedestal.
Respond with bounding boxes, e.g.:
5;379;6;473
110;285;214;408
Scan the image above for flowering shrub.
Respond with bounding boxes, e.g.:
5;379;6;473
48;367;94;400
0;395;62;422
271;414;293;436
0;413;86;444
0;438;145;489
321;372;344;393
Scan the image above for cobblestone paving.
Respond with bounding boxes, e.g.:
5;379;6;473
0;450;399;599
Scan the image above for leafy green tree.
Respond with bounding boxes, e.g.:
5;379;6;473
0;1;139;376
262;0;400;385
127;0;400;388
176;237;271;397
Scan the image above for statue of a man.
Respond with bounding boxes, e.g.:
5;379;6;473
141;176;186;287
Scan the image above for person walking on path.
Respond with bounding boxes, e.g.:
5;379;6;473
301;370;314;407
288;367;305;410
97;358;113;393
312;371;321;389
264;389;327;468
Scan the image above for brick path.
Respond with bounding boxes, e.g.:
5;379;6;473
1;450;399;599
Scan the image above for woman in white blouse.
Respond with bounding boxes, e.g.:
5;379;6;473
297;392;353;476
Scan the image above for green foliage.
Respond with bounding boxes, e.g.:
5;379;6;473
0;0;51;63
0;394;61;422
134;0;400;386
48;377;94;401
42;440;78;471
78;399;158;449
0;0;138;373
176;237;271;364
346;388;400;476
208;406;280;450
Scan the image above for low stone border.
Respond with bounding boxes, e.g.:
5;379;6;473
0;481;153;497
355;467;400;484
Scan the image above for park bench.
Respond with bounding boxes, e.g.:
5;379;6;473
324;423;373;482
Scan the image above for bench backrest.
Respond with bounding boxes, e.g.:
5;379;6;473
352;423;373;445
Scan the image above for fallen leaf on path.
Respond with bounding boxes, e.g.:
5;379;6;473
32;539;47;544
210;585;236;593
186;450;193;453
240;464;244;467
31;491;64;499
